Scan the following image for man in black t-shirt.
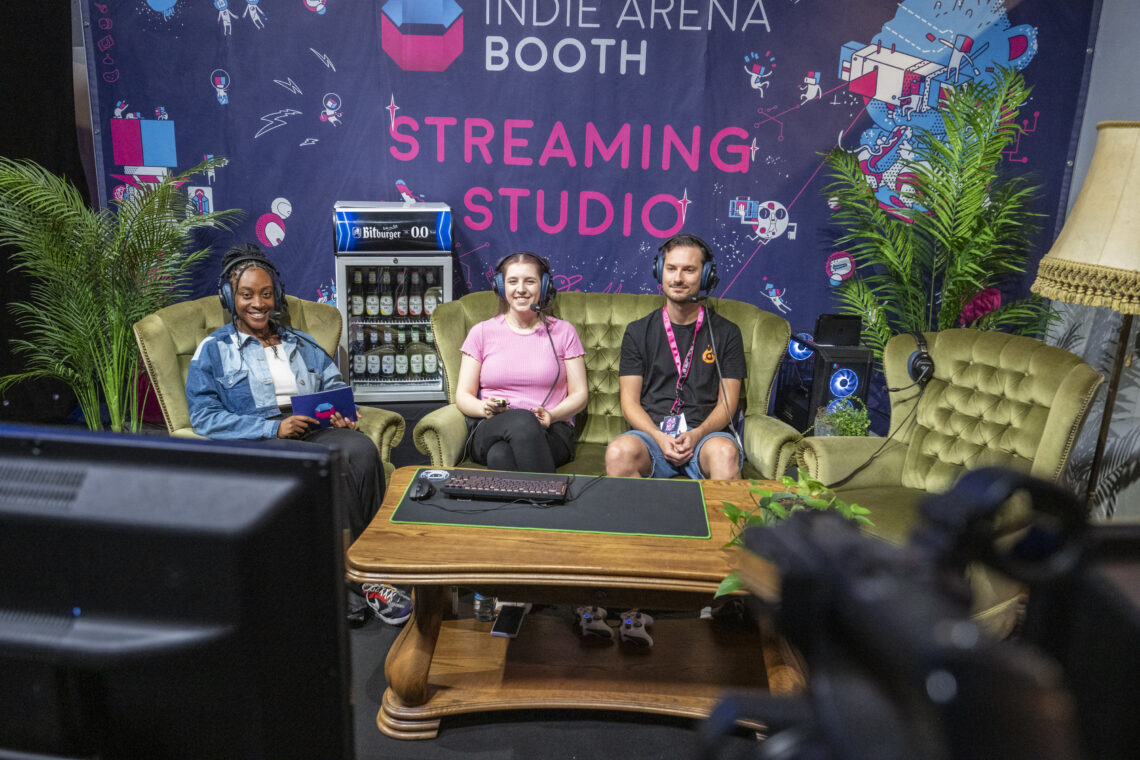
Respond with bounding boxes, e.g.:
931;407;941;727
605;234;746;480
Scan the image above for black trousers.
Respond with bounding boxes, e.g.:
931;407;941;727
469;408;574;473
286;426;384;540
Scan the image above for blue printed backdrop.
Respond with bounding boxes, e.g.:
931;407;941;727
83;0;1095;334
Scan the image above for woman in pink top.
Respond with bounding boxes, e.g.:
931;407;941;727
455;252;587;472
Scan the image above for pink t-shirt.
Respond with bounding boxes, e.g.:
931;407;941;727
461;315;585;415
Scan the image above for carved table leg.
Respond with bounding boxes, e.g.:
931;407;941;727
379;585;447;739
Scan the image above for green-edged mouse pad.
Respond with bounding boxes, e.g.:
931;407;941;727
391;468;711;539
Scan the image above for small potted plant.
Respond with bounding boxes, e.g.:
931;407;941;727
811;396;871;437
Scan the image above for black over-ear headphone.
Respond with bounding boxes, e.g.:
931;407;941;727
907;331;935;385
653;233;719;293
492;252;554;307
217;244;286;320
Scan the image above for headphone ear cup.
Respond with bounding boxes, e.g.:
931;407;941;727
907;344;934;384
493;271;505;298
701;260;719;292
540;272;552;306
218;280;235;315
652;253;663;284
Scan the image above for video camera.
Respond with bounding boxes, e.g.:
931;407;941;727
701;467;1137;760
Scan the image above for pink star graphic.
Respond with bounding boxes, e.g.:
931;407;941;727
386;94;399;131
677;189;692;223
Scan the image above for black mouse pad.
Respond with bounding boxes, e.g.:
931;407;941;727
391;468;711;539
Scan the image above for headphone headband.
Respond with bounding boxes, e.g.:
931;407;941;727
653;233;719;293
217;244;287;323
493;251;554;307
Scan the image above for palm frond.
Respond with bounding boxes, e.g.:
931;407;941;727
0;155;241;432
823;67;1045;352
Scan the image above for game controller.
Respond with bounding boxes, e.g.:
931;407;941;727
618;609;654;647
575;605;613;640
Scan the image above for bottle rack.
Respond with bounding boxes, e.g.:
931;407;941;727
336;255;451;403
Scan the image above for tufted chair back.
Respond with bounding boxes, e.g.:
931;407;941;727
884;329;1103;491
133;295;342;437
429;290;792;474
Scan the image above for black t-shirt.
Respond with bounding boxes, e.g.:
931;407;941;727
619;307;746;430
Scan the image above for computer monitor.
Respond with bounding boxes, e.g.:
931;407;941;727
0;424;353;759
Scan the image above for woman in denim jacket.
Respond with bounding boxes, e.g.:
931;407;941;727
186;245;410;626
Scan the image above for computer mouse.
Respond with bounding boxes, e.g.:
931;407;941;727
409;478;434;500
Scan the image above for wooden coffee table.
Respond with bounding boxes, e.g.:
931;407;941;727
346;467;806;740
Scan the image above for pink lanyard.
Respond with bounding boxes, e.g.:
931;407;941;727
662;306;704;413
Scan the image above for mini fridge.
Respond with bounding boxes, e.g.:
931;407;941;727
333;201;453;402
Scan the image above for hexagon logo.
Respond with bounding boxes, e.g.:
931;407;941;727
381;0;463;72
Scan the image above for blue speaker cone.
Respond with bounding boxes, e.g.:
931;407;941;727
788;335;814;361
830;368;858;398
826;397;854;415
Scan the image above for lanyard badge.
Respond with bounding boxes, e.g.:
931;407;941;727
661;305;704;420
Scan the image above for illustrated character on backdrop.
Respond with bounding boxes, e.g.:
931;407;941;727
762;278;791;314
191;188;210;215
113;100;129;118
320;93;343;126
800;71;822;104
395;179;422;204
304;0;327;13
746;62;773;95
215;0;236;35
749;200;797;243
243;0;265;30
256;197;291;247
210;69;230;105
835;0;1037;212
605;233;747;481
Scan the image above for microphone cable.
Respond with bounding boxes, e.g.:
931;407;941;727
824;383;925;490
692;296;745;456
531;304;561;411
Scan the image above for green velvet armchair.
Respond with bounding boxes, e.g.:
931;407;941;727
796;329;1103;636
413;290;801;479
133;294;405;481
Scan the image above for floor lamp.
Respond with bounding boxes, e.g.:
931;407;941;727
1031;120;1140;509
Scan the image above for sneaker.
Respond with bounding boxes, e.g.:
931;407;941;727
362;583;412;625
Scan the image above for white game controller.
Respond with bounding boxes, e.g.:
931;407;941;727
575;605;613;640
618;609;654;647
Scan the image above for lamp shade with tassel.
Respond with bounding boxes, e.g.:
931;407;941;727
1031;121;1140;314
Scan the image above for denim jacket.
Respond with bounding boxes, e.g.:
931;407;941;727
186;323;346;439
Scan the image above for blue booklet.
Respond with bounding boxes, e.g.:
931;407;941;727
289;386;358;428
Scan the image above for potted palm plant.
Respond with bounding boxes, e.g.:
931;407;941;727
0;156;238;432
823;67;1055;360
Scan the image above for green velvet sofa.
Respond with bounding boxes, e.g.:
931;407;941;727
796;329;1103;636
133;294;405;481
413;290;801;479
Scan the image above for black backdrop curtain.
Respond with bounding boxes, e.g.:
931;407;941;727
0;3;86;422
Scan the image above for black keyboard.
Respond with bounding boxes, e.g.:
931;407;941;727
439;472;570;504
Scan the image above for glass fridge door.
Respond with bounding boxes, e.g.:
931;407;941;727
336;255;451;402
